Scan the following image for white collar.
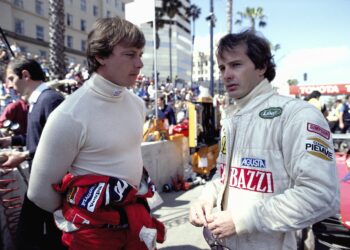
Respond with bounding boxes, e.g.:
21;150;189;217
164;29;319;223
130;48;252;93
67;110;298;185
28;82;49;112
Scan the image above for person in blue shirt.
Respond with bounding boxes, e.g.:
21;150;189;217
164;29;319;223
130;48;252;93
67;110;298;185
157;95;176;126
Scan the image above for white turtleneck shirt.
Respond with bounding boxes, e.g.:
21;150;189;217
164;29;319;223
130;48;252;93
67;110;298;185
28;73;146;212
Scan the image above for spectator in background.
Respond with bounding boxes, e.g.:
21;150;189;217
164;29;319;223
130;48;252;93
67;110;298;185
339;95;350;133
305;90;322;110
0;58;65;250
157;95;176;126
0;81;11;113
0;96;28;147
327;99;342;133
147;80;156;101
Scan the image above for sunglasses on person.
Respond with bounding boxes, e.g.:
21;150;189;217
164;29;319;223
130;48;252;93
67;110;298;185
203;227;231;250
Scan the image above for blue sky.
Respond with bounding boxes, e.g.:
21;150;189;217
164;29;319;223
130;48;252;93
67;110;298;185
191;0;350;86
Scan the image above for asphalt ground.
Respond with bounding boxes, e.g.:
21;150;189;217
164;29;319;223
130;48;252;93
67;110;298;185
152;185;210;250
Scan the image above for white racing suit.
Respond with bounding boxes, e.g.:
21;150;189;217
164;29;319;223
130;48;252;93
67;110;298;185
200;80;339;250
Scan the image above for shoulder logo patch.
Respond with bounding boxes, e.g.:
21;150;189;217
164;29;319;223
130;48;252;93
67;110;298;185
305;137;333;161
307;123;330;140
259;107;282;119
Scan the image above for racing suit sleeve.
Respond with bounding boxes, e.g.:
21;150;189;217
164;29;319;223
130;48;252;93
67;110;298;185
197;126;227;208
235;104;340;234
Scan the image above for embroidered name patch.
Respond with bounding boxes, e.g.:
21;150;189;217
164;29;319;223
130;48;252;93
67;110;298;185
307;123;330;140
241;157;266;168
228;167;274;193
305;137;333;161
79;183;105;212
259;107;282;119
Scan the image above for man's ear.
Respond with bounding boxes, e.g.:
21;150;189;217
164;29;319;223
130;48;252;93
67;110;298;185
95;56;105;66
258;65;267;77
21;69;31;80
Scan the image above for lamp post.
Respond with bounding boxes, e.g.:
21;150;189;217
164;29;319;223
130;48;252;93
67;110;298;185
206;0;216;97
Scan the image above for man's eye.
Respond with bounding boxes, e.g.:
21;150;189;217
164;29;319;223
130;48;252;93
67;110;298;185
230;63;241;67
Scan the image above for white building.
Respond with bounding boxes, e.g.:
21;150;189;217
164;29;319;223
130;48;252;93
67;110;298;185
0;0;133;65
192;50;223;94
126;0;192;84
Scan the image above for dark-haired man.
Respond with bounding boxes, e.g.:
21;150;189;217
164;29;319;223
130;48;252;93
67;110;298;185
0;58;65;250
189;30;339;250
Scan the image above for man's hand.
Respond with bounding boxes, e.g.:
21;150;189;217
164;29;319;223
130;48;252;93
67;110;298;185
0;150;27;169
189;199;213;227
207;210;236;239
0;137;11;148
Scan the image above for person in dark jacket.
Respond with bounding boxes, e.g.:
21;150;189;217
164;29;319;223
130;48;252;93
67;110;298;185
0;58;66;250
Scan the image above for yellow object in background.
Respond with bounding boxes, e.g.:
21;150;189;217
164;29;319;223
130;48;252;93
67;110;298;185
191;144;219;175
143;118;169;142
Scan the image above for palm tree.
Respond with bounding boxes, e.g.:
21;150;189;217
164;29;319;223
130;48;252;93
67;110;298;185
49;0;65;80
186;4;201;85
235;7;280;52
235;7;266;32
226;0;233;33
162;0;182;82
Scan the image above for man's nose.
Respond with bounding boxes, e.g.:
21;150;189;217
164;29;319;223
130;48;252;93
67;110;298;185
223;69;233;81
135;58;143;68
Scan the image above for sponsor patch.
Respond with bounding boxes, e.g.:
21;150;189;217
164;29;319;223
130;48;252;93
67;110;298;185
241;157;266;168
108;178;132;203
228;167;274;193
67;186;78;204
259;107;282;119
220;134;226;154
78;183;105;212
305;137;333;161
307;123;330;140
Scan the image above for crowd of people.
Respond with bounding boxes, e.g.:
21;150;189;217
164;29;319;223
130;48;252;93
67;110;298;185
304;90;350;134
0;17;342;250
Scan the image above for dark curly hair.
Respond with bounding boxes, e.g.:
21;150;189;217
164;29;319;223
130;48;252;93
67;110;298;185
216;30;276;82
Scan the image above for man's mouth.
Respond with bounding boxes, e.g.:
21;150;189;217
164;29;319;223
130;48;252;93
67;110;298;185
226;83;238;91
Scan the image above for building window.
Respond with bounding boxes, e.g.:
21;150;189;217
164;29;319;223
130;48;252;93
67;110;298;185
13;0;23;8
122;3;125;12
36;25;44;40
67;35;73;48
80;19;86;31
19;46;27;53
93;5;98;16
66;13;73;26
81;40;86;51
35;0;44;16
39;50;46;58
80;0;86;11
106;0;110;3
114;0;118;8
14;19;24;35
106;10;111;17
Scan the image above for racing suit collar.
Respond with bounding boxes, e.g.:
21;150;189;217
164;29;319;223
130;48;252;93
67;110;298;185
223;79;273;118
